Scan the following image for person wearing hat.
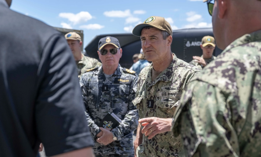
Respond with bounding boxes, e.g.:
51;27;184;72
65;32;101;77
79;36;138;157
131;16;197;157
170;0;261;156
130;49;150;75
190;35;216;69
140;0;261;156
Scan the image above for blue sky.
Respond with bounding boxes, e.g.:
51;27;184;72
11;0;212;48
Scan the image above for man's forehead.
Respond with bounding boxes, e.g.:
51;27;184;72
140;28;161;37
67;40;79;43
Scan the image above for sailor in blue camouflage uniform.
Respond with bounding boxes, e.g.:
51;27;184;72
80;36;138;157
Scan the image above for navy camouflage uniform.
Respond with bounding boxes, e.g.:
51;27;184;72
133;54;197;157
173;30;261;157
80;65;138;157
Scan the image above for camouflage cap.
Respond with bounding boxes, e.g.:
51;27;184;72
65;32;82;41
132;16;172;37
202;35;215;47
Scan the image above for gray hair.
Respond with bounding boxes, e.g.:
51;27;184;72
141;26;171;40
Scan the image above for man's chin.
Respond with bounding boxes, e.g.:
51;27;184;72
103;62;116;67
146;57;156;62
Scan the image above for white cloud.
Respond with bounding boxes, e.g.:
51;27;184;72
165;18;177;30
126;17;140;24
61;22;72;29
104;10;131;18
186;12;202;22
59;11;92;25
80;24;104;30
184;22;212;28
165;17;174;24
184;23;197;28
124;26;134;33
133;10;146;14
197;22;212;27
171;25;178;30
136;21;143;25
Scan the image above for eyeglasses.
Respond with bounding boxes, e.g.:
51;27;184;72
99;48;118;55
206;0;214;16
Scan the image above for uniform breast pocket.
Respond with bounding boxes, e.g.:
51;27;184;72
115;84;131;102
157;97;179;117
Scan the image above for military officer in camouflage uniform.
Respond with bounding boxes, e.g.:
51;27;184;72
171;0;261;156
132;16;197;157
65;32;101;77
190;35;216;69
80;36;138;157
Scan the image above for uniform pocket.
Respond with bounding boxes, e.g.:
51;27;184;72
157;97;179;117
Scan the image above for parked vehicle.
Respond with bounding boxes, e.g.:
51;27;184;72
85;28;222;68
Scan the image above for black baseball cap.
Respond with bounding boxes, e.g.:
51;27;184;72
98;36;121;50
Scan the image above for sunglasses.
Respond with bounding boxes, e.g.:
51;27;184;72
100;48;118;55
206;0;214;16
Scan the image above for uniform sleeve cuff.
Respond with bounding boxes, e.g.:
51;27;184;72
111;128;121;141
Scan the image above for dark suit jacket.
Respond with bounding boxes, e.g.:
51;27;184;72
0;3;93;157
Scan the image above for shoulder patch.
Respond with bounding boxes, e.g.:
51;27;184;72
85;66;98;72
123;68;136;75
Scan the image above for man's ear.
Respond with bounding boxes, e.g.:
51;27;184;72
167;35;173;46
119;48;123;58
200;45;203;50
218;0;228;19
80;41;83;46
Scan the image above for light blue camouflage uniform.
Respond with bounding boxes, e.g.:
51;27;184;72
173;30;261;157
130;59;150;75
80;65;138;157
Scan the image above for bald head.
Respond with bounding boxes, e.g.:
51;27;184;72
212;0;261;50
5;0;12;7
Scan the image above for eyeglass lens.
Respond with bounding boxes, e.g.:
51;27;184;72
101;48;118;55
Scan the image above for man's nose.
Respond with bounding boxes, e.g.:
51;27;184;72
105;50;113;56
143;40;150;48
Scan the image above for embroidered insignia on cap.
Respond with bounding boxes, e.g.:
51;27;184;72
207;38;211;42
67;34;72;38
145;16;155;23
106;37;111;43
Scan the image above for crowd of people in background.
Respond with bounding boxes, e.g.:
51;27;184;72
1;0;261;157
